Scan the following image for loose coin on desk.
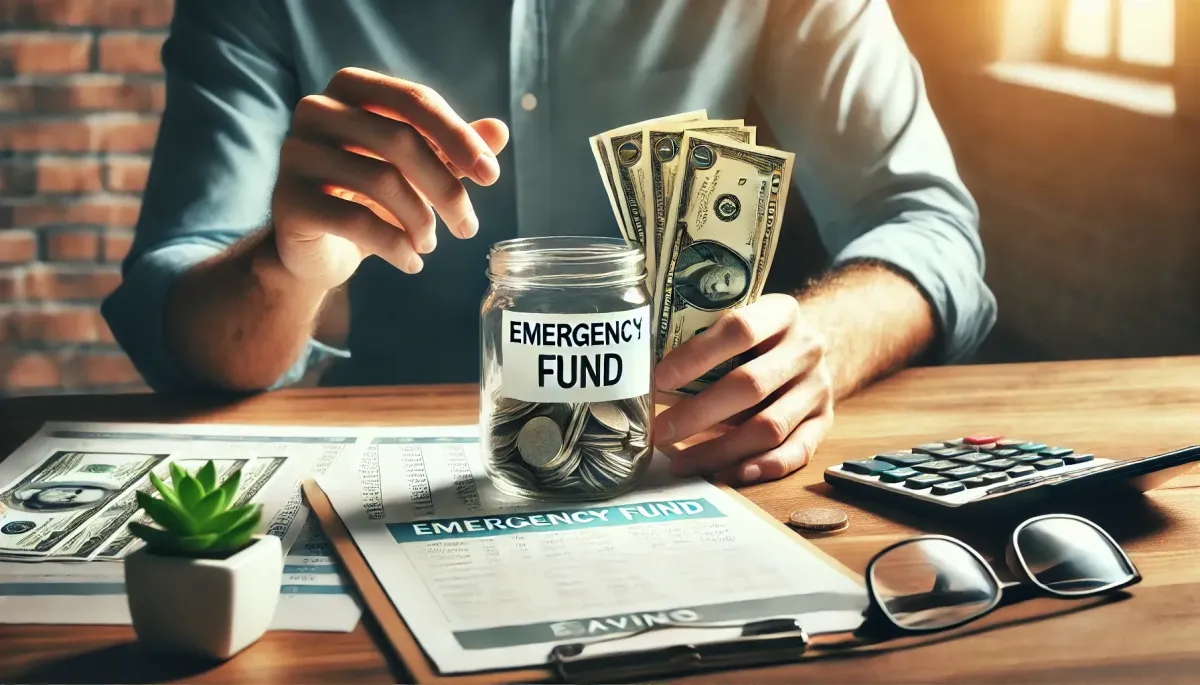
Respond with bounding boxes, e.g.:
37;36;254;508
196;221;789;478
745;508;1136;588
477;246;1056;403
788;507;849;533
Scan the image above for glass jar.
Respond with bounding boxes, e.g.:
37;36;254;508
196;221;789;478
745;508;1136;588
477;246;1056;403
480;236;654;502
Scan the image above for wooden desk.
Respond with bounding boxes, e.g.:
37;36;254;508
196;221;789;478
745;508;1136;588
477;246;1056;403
2;356;1200;684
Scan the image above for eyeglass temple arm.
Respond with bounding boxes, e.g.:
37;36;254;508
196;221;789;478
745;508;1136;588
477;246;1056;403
881;587;997;615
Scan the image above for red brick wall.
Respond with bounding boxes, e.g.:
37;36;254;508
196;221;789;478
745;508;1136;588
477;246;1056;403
0;0;170;396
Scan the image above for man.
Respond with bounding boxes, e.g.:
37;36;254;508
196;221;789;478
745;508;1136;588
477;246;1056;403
102;0;996;486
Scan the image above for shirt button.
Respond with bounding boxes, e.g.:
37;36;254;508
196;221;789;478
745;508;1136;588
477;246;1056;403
520;93;537;111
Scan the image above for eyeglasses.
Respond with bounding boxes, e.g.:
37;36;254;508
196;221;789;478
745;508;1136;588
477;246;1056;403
547;513;1139;681
858;513;1141;636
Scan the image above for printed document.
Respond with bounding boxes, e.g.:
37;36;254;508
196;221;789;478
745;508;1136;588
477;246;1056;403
0;422;362;631
319;425;868;674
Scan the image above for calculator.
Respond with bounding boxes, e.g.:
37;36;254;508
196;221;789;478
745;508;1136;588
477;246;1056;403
824;435;1200;514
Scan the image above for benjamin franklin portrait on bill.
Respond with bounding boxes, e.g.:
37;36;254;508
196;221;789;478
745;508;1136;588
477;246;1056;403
5;482;118;513
672;240;752;311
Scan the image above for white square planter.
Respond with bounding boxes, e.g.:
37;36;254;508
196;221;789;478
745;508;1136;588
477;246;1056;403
124;534;283;661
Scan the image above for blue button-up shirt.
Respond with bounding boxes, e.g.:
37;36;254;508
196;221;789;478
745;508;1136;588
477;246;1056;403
102;0;996;392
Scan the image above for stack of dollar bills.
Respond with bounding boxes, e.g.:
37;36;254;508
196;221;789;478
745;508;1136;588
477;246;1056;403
589;110;795;393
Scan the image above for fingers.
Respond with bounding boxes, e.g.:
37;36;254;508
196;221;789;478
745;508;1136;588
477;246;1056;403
472;118;510;155
666;373;831;477
324;67;501;186
281;178;423;274
653;341;812;445
292;94;479;240
280;137;436;254
654;296;800;392
440;119;511;177
738;407;833;484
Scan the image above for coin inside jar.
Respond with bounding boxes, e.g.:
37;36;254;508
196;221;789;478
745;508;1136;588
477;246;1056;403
589;402;630;434
516;416;564;468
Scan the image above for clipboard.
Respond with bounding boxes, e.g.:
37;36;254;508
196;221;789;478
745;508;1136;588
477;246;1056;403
301;478;866;684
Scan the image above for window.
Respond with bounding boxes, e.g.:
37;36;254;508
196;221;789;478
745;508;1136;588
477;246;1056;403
1056;0;1175;79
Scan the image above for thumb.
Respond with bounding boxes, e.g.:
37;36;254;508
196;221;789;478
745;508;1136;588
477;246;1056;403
471;118;510;155
440;119;509;183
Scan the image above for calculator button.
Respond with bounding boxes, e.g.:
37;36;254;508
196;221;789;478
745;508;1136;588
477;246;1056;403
1063;453;1094;465
971;442;998;451
1040;446;1074;458
944;465;986;480
1013;454;1042;464
1033;458;1065;470
904;474;948;489
981;459;1017;471
1008;464;1036;478
964;435;1000;445
914;443;948;455
951;453;994;465
913;460;961;474
929;447;974;459
931;481;966;496
879;467;920;483
943;438;966;446
873;453;932;467
981;472;1009;484
1016;442;1047;453
996;438;1025;448
986;448;1020;458
962;476;989;488
841;459;896;475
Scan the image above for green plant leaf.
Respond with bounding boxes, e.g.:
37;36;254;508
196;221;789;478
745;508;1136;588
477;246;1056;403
217;468;242;505
209;504;262;551
175;532;220;553
169;462;188;489
129;521;184;553
201;502;258;536
192;487;227;524
177;474;203;510
136;490;196;535
129;522;219;556
195;460;218;495
149;471;181;508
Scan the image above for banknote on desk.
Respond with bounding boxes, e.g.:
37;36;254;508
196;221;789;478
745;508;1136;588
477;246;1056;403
653;132;795;394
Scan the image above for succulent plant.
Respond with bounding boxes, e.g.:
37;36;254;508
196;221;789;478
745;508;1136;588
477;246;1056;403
129;460;262;557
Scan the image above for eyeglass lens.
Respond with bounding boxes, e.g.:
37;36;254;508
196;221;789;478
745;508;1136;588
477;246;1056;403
1016;517;1135;595
870;538;1000;630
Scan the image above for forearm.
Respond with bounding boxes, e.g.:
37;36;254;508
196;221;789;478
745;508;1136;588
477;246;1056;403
795;261;937;400
164;228;329;393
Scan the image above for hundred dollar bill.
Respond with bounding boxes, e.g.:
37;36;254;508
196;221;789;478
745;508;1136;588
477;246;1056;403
50;457;250;561
647;121;755;285
0;450;168;558
94;456;287;561
610;119;751;289
654;132;794;394
588;110;706;248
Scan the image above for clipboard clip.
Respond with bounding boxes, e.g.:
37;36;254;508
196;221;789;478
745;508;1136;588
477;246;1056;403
547;617;811;682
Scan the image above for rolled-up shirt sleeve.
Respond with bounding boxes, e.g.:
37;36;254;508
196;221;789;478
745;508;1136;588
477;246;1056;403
101;0;347;393
753;0;997;363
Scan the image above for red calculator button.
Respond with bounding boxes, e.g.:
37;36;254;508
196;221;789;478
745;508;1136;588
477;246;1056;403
964;435;1000;445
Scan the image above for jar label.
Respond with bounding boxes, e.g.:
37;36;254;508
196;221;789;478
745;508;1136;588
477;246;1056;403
501;306;651;403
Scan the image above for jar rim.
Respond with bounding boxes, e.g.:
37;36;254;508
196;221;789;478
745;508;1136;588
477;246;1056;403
486;236;646;287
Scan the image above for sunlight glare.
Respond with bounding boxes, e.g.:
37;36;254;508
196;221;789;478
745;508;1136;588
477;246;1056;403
1064;0;1112;58
1119;0;1174;66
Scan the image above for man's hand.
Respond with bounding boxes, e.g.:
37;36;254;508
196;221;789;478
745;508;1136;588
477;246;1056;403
272;67;510;291
161;67;512;393
651;294;834;485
